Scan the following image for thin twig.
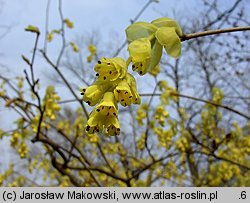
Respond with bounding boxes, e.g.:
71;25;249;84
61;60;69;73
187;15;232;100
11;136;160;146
181;26;250;41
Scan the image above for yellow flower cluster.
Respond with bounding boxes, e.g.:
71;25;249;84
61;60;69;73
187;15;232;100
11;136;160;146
43;86;61;120
81;58;141;136
31;86;60;133
126;18;182;75
154;105;169;126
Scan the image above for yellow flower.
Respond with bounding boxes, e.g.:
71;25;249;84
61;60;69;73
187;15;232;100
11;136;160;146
114;73;140;106
25;25;40;34
96;92;118;117
47;32;54;42
81;80;113;106
128;38;152;75
64;18;74;29
86;92;120;136
94;57;127;82
155;105;169;126
88;44;96;55
18;142;28;158
10;132;20;147
70;42;79;52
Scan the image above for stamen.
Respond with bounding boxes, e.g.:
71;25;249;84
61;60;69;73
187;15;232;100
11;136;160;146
96;73;99;76
125;91;128;94
117;90;120;93
129;96;132;98
104;76;106;80
139;71;143;75
121;99;124;102
86;126;90;131
96;109;100;112
82;89;86;92
109;71;112;74
132;65;135;68
98;60;101;64
113;113;116;116
107;63;111;65
102;106;104;109
124;103;127;106
109;106;111;109
117;128;120;131
140;63;143;67
86;101;91;105
107;113;109;116
81;92;84;95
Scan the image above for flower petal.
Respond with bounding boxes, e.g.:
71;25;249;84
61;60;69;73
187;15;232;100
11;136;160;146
126;22;158;43
80;80;113;106
114;80;133;107
151;17;182;37
155;27;181;58
128;38;151;75
96;92;118;116
148;40;162;71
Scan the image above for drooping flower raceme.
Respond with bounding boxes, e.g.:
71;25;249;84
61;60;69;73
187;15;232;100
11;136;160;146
126;17;182;75
81;57;141;136
81;17;182;136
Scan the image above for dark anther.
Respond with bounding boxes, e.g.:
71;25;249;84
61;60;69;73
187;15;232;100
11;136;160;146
125;91;128;94
107;129;109;132
135;98;138;101
109;71;112;74
82;89;86;92
129;96;132;98
81;92;84;95
139;71;143;75
86;126;90;131
102;106;104;109
140;63;143;67
96;109;100;112
107;113;109;116
117;90;120;93
121;99;125;102
107;63;111;65
112;126;114;130
117;128;120;131
104;76;106;80
96;129;99;133
113;113;116;116
124;103;127;106
86;101;91;105
132;65;135;68
109;106;111;109
98;60;101;64
96;73;99;76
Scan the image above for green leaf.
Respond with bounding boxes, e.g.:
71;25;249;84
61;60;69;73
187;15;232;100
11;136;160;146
155;27;181;58
126;22;157;43
151;18;182;36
